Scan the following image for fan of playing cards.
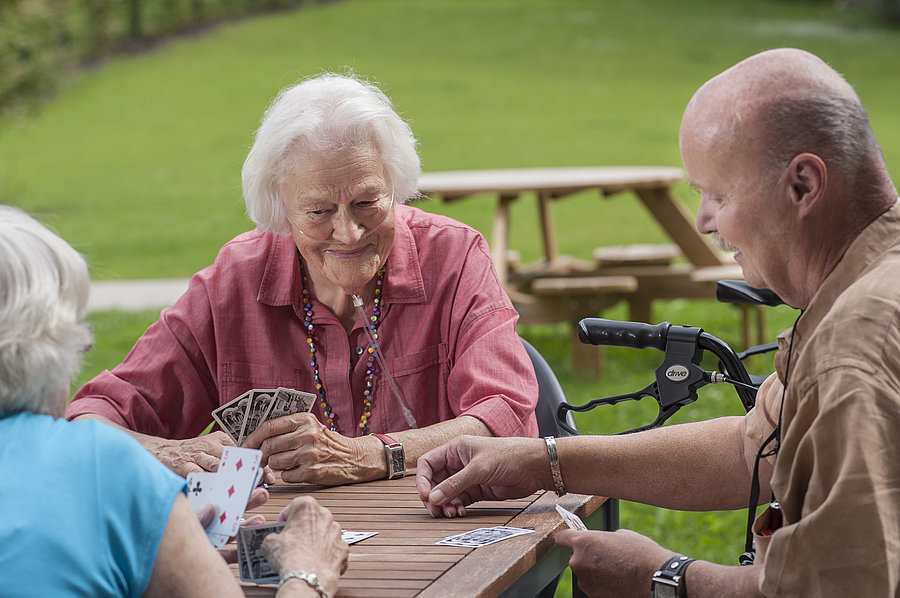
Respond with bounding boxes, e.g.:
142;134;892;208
212;387;317;445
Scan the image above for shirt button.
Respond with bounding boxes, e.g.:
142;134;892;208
356;346;364;355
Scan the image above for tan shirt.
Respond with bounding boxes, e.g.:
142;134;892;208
745;201;900;596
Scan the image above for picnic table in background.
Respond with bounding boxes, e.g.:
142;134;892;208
237;476;610;598
419;167;751;374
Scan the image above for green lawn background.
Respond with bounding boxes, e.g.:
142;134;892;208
2;0;899;590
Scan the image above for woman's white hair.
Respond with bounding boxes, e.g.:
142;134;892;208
0;206;92;416
242;73;421;233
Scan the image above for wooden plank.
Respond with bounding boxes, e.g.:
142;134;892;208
633;187;725;267
419;166;684;198
530;274;637;295
417;492;604;598
537;191;558;262
593;243;682;267
491;195;514;287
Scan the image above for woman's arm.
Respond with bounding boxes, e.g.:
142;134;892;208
144;494;245;598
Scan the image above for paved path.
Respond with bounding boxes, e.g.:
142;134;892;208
88;279;190;312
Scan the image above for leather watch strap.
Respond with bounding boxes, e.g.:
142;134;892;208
651;555;695;598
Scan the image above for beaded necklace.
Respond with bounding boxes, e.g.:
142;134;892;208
299;259;385;434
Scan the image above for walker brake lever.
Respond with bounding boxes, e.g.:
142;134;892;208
557;321;710;434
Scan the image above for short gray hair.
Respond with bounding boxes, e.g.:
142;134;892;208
242;73;421;233
0;206;92;416
760;93;882;183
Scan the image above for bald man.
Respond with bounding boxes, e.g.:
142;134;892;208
415;48;900;598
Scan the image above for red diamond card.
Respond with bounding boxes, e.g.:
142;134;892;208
204;446;262;544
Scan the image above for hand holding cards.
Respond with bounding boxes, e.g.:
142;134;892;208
212;387;316;445
238;522;375;584
186;446;264;547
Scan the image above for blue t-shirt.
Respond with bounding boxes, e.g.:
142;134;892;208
0;412;186;597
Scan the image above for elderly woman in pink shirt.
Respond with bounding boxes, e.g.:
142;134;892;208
67;73;539;485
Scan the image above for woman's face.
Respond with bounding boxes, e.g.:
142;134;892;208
281;145;396;297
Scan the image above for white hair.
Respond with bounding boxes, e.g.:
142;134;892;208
242;73;421;233
0;206;92;416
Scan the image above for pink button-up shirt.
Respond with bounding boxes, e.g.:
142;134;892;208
67;205;539;439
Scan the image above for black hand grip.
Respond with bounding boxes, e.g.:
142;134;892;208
578;318;670;351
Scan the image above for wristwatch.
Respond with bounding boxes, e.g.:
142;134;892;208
651;555;694;598
372;433;405;479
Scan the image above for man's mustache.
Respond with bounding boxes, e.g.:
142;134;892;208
713;233;738;253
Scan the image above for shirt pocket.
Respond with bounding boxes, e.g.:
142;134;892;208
387;343;450;426
219;362;309;405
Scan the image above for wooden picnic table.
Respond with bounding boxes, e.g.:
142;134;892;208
419;167;746;372
236;475;610;598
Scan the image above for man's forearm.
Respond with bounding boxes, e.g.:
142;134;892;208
555;416;753;510
686;561;764;598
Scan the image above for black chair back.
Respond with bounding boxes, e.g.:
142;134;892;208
521;337;578;437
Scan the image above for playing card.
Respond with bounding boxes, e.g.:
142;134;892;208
238;521;285;583
185;471;217;514
238;389;278;443
556;504;588;531
341;530;378;545
211;390;254;444
205;446;263;545
436;526;534;547
263;387;316;422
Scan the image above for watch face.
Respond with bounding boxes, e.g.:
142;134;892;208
390;448;405;474
651;581;678;598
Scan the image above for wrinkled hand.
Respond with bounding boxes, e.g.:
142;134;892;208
262;496;349;596
147;431;234;478
555;528;674;598
148;430;276;483
194;487;270;563
416;436;547;518
243;412;381;485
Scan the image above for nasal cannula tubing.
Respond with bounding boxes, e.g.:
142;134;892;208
352;294;418;429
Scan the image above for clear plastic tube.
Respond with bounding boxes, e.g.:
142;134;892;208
352;294;418;429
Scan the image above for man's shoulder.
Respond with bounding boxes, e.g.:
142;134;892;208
809;257;900;370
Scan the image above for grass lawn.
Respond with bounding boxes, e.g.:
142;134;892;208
6;0;900;592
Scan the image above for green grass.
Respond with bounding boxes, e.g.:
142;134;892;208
6;0;900;592
3;0;900;277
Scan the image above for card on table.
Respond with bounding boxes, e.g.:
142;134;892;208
204;446;263;546
436;526;534;548
555;504;588;531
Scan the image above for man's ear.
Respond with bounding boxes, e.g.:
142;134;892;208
786;152;827;218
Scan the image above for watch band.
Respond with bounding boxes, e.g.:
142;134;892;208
651;555;695;598
372;433;405;479
544;436;566;497
279;570;329;598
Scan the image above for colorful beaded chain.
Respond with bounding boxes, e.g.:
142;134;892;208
299;260;385;434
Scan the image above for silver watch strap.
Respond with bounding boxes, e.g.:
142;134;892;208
279;570;329;598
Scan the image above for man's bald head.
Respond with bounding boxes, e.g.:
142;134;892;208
681;48;885;192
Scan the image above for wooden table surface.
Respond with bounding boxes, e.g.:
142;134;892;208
235;476;607;598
